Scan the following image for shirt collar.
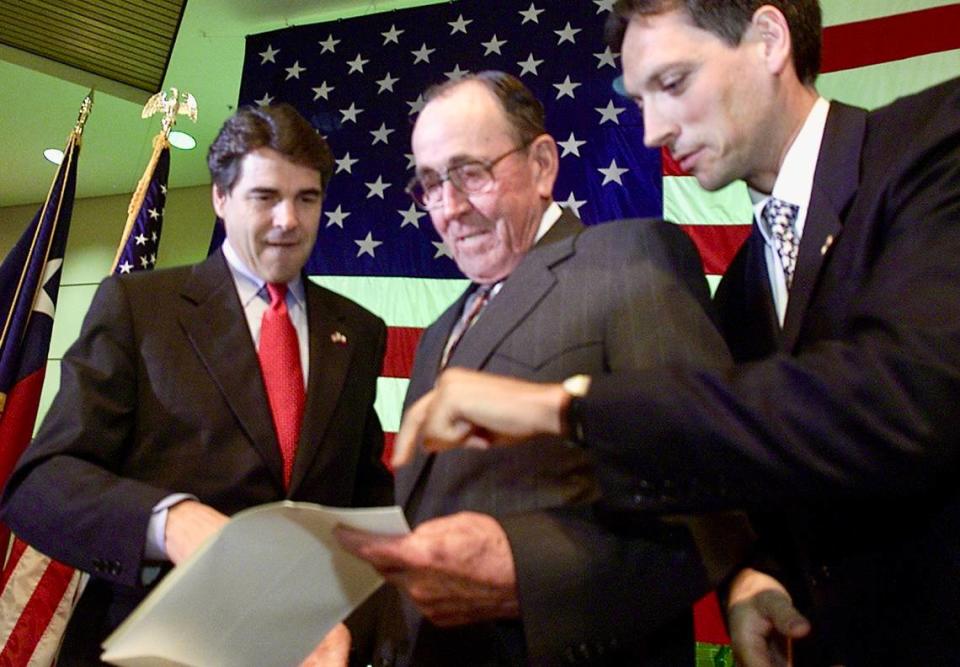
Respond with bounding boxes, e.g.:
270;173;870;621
749;96;830;212
473;201;562;297
221;239;306;308
534;201;563;243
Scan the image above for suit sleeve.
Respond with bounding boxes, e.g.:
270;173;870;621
501;220;735;663
0;277;174;588
583;84;960;511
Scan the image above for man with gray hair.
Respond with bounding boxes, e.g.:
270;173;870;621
339;71;746;666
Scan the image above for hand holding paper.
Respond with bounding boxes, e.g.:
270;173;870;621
336;511;520;626
102;502;408;667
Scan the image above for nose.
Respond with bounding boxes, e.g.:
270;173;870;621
641;100;676;149
439;179;471;218
274;198;299;231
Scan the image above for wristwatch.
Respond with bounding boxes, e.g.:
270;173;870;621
561;374;591;445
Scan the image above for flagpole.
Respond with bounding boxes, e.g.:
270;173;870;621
0;90;92;411
110;88;197;273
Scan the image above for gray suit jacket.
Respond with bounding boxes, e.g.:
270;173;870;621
367;211;733;666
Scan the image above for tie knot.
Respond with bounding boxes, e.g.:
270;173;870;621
266;283;287;307
761;197;799;232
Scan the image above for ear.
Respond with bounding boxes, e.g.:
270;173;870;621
211;184;227;218
751;5;793;77
528;134;559;198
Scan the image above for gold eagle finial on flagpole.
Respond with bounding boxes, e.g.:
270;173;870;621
74;89;95;136
141;87;198;137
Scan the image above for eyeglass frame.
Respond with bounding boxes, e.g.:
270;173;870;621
405;140;533;210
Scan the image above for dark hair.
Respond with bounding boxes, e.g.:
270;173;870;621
606;0;822;84
422;70;546;145
207;103;334;194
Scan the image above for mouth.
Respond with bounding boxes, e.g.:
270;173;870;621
455;229;489;244
264;237;302;249
675;148;703;174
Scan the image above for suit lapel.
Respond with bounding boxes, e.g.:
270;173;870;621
781;102;866;350
178;252;285;488
287;281;358;493
393;297;466;507
398;211;583;509
445;211;581;370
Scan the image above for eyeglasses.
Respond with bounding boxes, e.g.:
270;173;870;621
406;143;530;210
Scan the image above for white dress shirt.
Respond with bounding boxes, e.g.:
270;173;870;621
749;97;830;325
145;242;311;562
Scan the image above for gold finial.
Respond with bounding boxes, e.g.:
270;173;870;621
74;89;95;135
141;87;199;137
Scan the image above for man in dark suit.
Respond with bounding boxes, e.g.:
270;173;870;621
388;2;960;665
337;71;747;666
0;104;392;665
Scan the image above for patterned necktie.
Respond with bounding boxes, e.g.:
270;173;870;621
762;197;801;288
440;284;492;368
258;283;305;489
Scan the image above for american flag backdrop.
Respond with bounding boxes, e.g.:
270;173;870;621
235;0;960;658
238;0;665;463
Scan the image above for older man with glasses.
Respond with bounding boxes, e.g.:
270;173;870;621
337;70;748;667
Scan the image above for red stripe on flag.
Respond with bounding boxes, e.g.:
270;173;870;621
0;550;75;665
0;369;47;547
822;5;960;73
660;147;686;177
679;224;752;276
693;592;731;644
382;326;422;379
0;368;46;492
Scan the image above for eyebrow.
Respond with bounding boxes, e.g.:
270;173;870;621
247;187;279;196
415;152;486;178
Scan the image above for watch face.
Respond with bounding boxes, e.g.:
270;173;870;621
563;374;592;397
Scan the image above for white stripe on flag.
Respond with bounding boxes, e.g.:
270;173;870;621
0;546;81;666
376;376;409;434
311;275;468;327
822;0;958;25
818;49;960;110
663;177;752;226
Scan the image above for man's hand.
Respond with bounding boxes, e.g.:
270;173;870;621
727;568;811;667
392;368;569;467
164;500;229;565
336;512;519;626
299;623;350;667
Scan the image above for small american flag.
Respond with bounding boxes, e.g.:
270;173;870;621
111;135;170;274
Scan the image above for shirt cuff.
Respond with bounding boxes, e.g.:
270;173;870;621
144;493;197;561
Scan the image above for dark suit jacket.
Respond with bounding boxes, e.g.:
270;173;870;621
0;250;393;665
581;78;960;664
363;211;735;666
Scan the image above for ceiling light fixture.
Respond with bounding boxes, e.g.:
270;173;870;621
168;131;197;150
43;148;65;165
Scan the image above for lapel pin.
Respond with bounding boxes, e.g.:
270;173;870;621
821;234;835;256
330;331;347;345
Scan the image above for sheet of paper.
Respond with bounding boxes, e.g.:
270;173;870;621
101;502;409;667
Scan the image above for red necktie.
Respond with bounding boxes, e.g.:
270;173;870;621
258;283;305;488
